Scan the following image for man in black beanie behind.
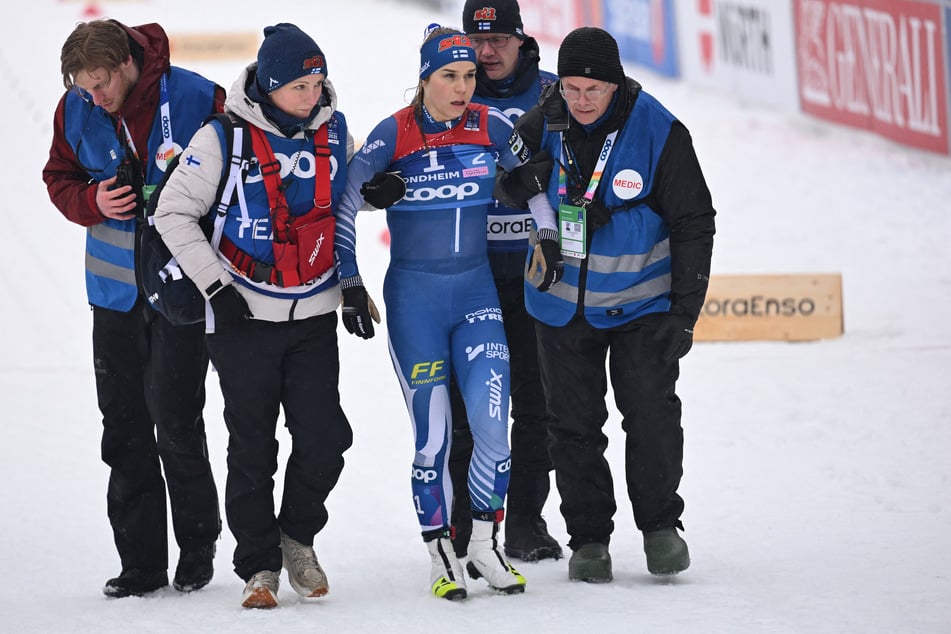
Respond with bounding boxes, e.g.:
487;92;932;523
497;26;716;583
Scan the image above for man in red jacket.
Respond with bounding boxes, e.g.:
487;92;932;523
43;19;223;598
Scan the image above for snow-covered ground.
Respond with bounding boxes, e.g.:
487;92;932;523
2;1;949;632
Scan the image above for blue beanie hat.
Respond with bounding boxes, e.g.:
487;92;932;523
256;23;327;94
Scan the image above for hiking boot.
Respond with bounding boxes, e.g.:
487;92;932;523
173;543;215;592
643;528;690;575
241;570;280;609
568;543;612;583
280;532;329;598
103;568;168;598
504;515;563;562
466;517;526;594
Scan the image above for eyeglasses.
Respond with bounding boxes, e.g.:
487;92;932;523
559;82;613;103
468;35;514;50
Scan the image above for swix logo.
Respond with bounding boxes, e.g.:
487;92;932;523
307;232;326;266
473;8;496;21
486;368;504;422
405;182;478;202
412;466;438;483
361;139;386;154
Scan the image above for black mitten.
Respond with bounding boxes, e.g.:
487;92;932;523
360;172;406;209
652;313;695;361
209;285;252;332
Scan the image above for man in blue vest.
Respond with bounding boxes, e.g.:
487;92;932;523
43;19;221;598
501;27;716;583
448;0;564;566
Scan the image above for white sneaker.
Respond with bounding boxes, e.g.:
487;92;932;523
281;532;329;598
426;534;467;600
467;519;526;594
241;570;280;609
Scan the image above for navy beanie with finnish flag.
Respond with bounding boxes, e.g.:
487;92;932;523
256;23;327;94
463;0;525;38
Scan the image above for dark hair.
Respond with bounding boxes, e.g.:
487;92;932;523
60;19;131;90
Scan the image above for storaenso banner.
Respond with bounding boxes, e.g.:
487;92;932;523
701;295;817;317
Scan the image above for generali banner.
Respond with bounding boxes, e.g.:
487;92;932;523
794;0;950;154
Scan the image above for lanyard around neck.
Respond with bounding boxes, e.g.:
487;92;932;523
557;130;618;204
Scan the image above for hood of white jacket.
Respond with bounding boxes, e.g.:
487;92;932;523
224;64;339;136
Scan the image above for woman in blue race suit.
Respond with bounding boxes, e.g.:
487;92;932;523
334;24;552;600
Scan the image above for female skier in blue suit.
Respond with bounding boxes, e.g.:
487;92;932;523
334;24;552;600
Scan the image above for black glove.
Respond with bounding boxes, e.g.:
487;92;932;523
209;284;252;332
529;228;564;292
360;172;406;209
494;150;553;208
653;313;695;362
584;200;613;234
341;284;376;339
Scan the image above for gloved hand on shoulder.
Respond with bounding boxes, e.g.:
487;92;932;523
341;279;381;339
529;228;564;292
209;284;252;332
360;172;406;209
653;312;695;362
494;150;553;209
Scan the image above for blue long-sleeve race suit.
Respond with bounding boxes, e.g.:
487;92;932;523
336;104;533;532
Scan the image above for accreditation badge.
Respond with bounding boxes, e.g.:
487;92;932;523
558;202;586;259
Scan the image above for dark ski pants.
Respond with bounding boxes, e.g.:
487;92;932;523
92;300;219;573
206;312;352;581
449;277;555;530
535;314;685;551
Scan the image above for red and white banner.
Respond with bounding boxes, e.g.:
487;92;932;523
795;0;949;154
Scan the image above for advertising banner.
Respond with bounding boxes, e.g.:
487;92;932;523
601;0;680;77
676;0;799;110
795;0;949;154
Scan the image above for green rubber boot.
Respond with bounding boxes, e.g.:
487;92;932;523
568;543;612;583
643;528;690;575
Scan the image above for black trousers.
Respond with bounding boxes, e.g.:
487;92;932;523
449;277;555;527
206;312;352;581
92;299;219;573
535;313;685;550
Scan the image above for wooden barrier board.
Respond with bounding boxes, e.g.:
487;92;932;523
694;273;843;341
169;33;259;62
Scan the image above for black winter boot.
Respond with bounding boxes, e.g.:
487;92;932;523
173;543;215;592
103;568;168;598
503;471;562;561
643;527;690;575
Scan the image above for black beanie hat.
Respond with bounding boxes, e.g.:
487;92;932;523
557;27;625;84
463;0;526;38
256;23;327;94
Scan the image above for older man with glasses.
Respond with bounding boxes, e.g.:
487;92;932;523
497;26;717;584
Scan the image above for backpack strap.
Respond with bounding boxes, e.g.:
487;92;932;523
218;123;334;287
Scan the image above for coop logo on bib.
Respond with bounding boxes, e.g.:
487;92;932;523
612;169;644;200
